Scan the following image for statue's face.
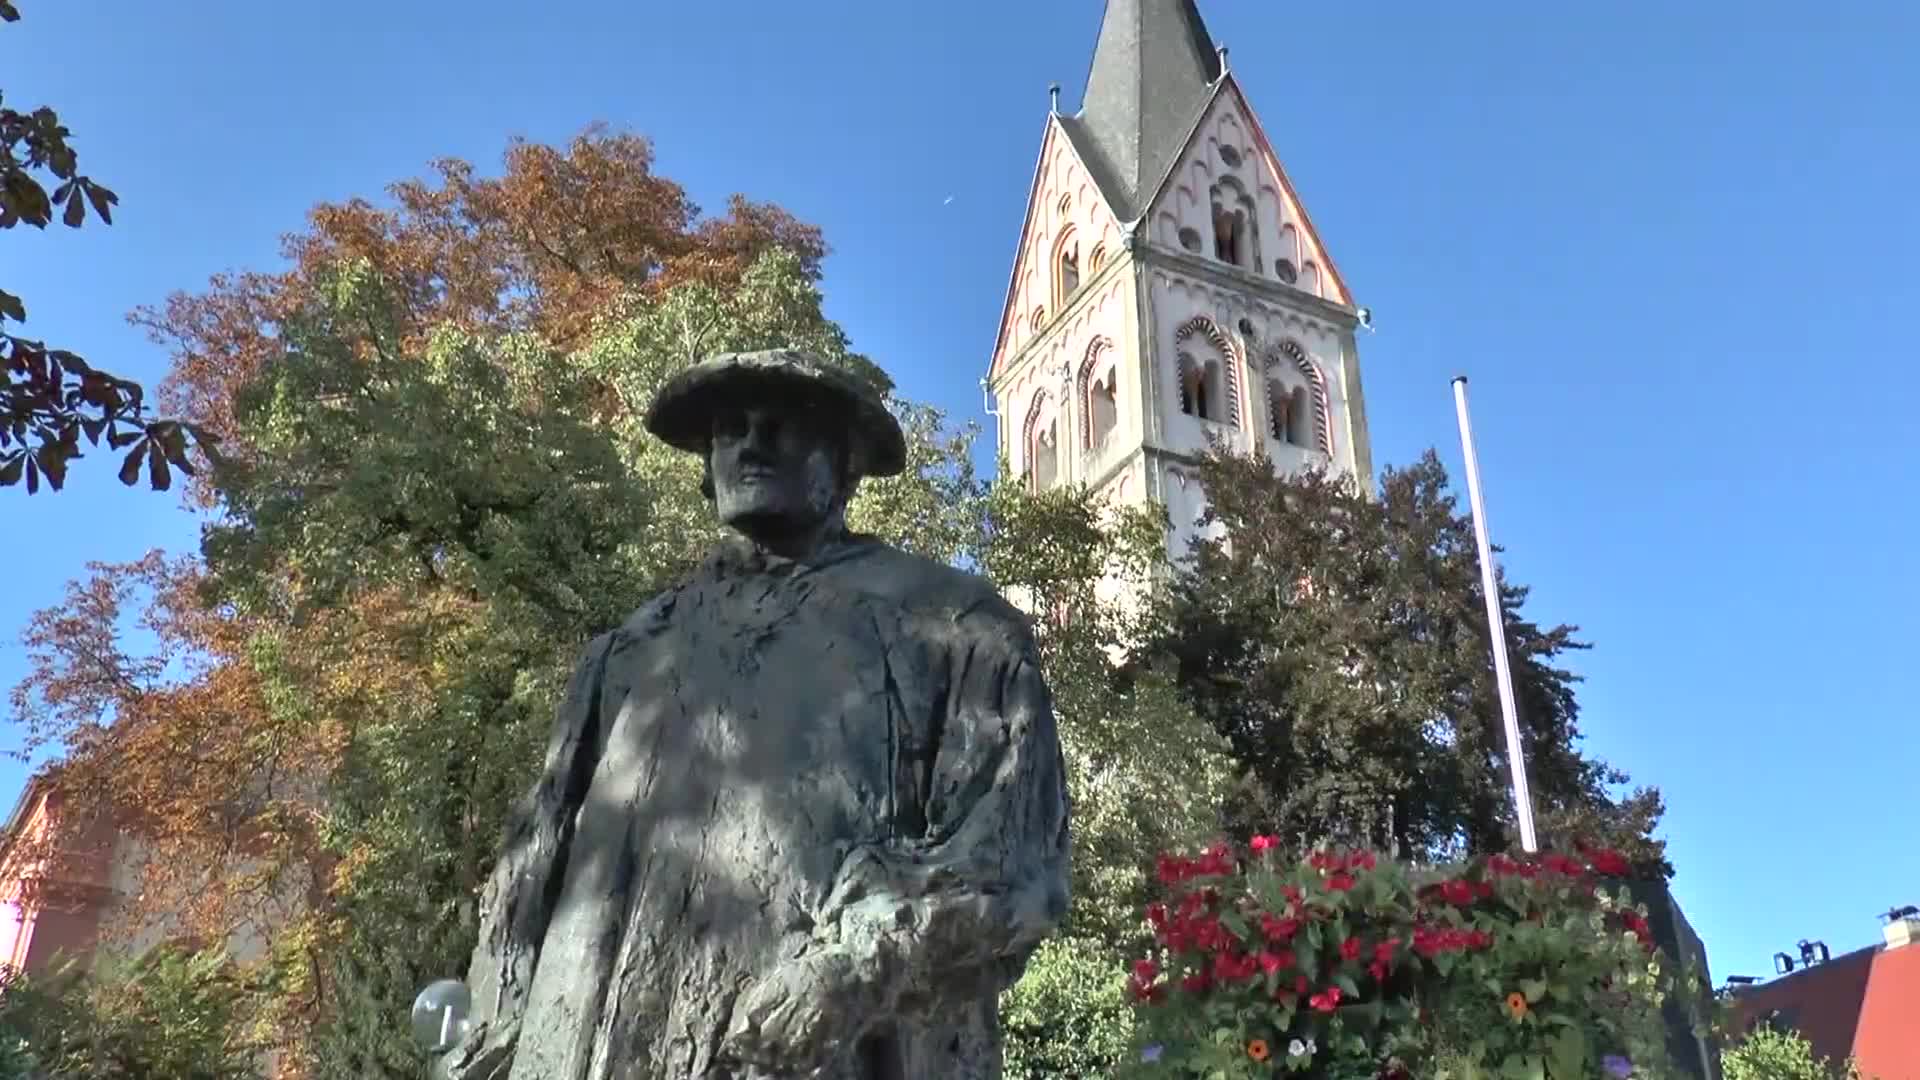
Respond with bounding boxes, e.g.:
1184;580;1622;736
707;396;846;541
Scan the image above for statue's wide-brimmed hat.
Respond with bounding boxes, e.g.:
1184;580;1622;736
644;348;907;479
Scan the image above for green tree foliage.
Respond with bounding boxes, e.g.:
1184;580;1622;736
1723;1026;1866;1080
972;478;1238;940
1;1;206;492
1001;937;1139;1080
0;947;259;1079
1144;449;1670;876
977;478;1238;1076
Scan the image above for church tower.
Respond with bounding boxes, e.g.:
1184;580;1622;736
985;0;1374;565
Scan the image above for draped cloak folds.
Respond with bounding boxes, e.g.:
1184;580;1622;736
444;536;1072;1080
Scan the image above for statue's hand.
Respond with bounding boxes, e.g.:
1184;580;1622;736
720;945;886;1075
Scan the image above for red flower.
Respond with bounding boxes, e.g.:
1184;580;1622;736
1589;849;1631;877
1542;853;1583;877
1133;959;1158;982
1368;959;1389;981
1308;986;1343;1012
1261;914;1301;942
1213;951;1260;982
1259;948;1295;974
1180;971;1211;993
1326;872;1356;892
1340;936;1363;961
1309;849;1337;871
1145;903;1167;928
1156;854;1191;885
1295;975;1310;994
1350;850;1378;871
1250;834;1278;853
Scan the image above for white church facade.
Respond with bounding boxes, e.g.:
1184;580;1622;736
985;0;1374;565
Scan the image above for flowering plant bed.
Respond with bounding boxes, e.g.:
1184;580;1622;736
1117;839;1697;1079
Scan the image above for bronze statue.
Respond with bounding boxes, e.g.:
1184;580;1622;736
444;349;1071;1080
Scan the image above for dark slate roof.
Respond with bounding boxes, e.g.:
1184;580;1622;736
1072;0;1223;220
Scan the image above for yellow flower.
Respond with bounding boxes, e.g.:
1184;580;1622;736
1506;991;1530;1020
1247;1038;1271;1062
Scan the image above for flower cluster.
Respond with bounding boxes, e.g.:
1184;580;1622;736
1118;839;1684;1079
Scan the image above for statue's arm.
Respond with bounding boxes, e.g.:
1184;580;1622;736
821;608;1072;992
441;632;615;1080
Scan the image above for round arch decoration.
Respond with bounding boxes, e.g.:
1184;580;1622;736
1173;315;1241;427
1264;340;1334;456
1077;336;1116;449
1021;388;1051;464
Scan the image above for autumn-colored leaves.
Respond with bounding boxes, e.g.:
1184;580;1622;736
10;124;863;1073
2;4;208;494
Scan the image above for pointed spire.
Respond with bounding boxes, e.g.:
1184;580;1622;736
1070;0;1223;219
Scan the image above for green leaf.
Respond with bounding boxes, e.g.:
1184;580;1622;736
1340;998;1384;1030
62;187;85;227
0;452;23;486
0;288;23;323
1220;910;1250;943
118;440;146;485
146;440;172;490
34;444;67;491
85;182;117;226
1520;978;1547;1004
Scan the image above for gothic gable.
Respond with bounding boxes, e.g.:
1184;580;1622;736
988;118;1126;381
1141;78;1353;308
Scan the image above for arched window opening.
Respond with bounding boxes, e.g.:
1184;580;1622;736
1180;355;1224;422
1274;258;1298;285
1032;420;1059;490
1080;338;1119;451
1054;228;1081;306
1264;340;1332;456
1213;205;1245;266
1201;361;1224;422
1177;227;1203;253
1173;317;1241;428
1088;244;1107;273
1023;392;1058;492
1087;371;1118;447
1266;380;1289;442
1287;386;1311;447
1209;176;1260;271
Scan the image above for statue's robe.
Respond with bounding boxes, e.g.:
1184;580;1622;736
448;536;1072;1080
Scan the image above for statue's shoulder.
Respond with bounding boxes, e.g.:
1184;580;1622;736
837;541;1030;635
610;590;681;641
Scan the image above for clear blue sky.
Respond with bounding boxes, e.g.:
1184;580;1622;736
6;1;1916;983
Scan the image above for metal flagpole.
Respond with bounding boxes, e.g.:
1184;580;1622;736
1450;376;1539;853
